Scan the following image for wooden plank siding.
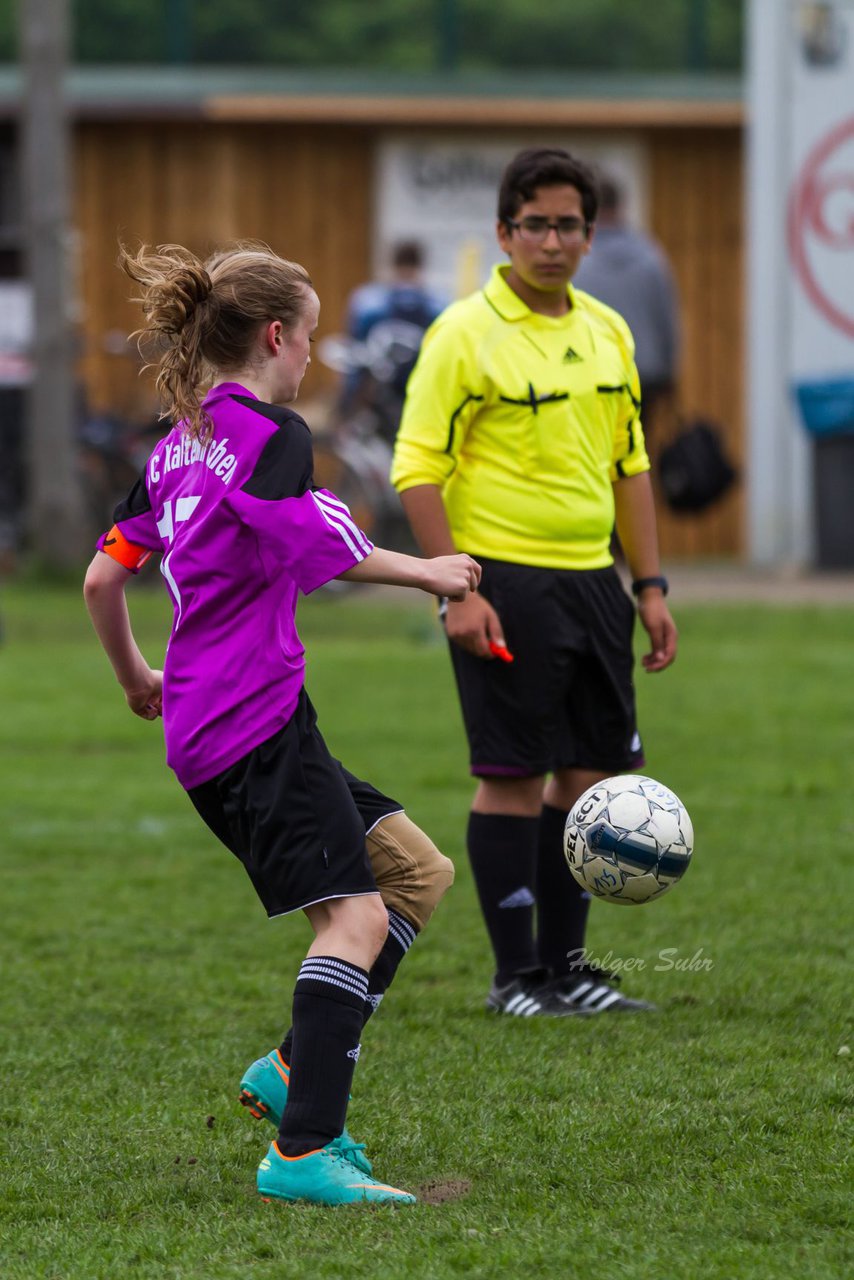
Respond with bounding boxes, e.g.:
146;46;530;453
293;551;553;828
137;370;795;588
74;122;374;418
648;128;744;558
72;118;743;558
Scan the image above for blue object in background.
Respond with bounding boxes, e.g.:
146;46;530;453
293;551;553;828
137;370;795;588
794;377;854;436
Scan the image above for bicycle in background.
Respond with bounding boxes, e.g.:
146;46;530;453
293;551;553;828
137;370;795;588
312;320;425;552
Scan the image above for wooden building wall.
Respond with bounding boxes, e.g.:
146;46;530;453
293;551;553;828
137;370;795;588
648;128;744;559
74;122;375;418
73;118;743;559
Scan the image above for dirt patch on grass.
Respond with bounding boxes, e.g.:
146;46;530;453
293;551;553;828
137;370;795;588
416;1179;472;1205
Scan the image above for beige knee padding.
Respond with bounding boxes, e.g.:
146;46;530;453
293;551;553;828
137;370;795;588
365;811;455;931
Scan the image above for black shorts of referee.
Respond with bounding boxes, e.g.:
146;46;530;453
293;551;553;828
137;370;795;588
447;558;645;779
188;688;394;918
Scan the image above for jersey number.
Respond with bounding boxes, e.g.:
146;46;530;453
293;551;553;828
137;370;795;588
157;497;200;624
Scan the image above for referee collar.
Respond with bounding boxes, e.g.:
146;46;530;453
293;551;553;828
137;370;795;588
483;264;575;321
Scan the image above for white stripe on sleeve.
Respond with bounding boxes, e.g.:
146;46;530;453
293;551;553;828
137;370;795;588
311;490;373;559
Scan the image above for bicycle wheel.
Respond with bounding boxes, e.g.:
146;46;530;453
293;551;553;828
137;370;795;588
311;441;381;543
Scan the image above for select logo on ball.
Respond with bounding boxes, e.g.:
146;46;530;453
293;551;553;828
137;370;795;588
563;775;693;906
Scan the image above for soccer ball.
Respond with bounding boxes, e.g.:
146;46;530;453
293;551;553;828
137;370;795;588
563;775;693;905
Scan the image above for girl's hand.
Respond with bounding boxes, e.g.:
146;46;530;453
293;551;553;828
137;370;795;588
125;669;164;719
424;554;482;601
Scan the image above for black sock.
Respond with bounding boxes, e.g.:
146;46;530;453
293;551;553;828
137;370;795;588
467;811;538;985
536;803;591;976
276;956;368;1157
278;909;418;1063
362;908;417;1027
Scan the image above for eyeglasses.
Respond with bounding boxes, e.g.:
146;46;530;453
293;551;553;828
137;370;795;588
505;215;589;244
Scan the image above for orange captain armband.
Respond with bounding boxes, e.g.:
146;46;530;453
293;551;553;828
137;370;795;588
98;525;153;573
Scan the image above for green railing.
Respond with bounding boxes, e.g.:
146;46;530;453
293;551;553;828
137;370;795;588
1;0;741;72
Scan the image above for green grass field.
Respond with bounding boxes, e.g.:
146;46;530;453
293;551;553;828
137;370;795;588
0;581;851;1280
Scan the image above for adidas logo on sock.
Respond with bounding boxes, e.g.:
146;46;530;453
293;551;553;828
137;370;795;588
346;1044;362;1062
498;886;536;909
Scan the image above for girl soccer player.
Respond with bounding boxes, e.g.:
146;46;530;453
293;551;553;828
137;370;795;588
84;242;481;1206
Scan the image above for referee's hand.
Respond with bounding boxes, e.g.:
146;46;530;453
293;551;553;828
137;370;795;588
445;592;507;660
638;597;678;672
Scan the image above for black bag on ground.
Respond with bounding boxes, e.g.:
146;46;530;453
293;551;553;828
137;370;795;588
658;419;737;513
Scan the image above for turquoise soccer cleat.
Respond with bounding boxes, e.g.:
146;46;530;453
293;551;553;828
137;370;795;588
238;1048;291;1124
257;1140;416;1207
239;1049;373;1175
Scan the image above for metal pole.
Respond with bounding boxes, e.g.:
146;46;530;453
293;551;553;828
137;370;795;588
17;0;87;569
436;0;459;73
686;0;709;71
166;0;193;64
746;0;811;566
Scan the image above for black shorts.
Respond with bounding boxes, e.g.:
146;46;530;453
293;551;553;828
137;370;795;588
187;688;399;918
449;559;644;778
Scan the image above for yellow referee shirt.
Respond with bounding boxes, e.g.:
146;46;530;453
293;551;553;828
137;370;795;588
392;264;650;570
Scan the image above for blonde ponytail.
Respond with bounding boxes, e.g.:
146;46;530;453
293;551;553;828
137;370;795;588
119;241;312;440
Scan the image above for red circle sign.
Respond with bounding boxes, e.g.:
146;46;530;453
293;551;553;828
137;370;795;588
788;116;854;338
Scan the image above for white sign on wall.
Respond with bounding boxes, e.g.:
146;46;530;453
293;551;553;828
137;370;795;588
787;2;854;398
374;134;648;303
0;280;33;386
748;0;854;565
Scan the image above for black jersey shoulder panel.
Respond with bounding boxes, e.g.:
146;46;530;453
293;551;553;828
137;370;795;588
113;474;152;524
234;397;315;500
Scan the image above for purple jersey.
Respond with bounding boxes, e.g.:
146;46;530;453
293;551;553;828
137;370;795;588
101;383;373;789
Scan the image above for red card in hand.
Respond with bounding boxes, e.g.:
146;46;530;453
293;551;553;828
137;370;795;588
488;641;515;663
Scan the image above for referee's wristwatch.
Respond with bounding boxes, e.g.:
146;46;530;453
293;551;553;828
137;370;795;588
631;575;669;597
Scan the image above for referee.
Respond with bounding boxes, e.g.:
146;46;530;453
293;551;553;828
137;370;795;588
392;147;678;1017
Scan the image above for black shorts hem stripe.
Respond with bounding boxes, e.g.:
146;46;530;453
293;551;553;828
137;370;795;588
268;889;382;921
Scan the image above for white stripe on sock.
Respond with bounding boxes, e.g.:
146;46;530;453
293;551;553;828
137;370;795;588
387;910;416;953
298;958;369;1000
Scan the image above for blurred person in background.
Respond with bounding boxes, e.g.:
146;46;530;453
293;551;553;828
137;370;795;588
346;239;445;350
392;147;677;1019
573;174;680;449
339;240;446;433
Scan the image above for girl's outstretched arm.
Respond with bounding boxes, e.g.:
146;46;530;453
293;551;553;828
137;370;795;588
338;547;481;600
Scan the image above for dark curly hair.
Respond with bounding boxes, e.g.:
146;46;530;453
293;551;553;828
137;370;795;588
497;148;599;228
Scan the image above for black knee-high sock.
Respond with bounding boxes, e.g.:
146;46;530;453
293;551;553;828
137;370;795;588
467;811;538;985
536;803;591;976
277;956;368;1157
362;909;417;1027
278;909;418;1063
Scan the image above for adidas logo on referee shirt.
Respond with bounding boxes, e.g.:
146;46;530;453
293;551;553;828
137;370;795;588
563;346;583;363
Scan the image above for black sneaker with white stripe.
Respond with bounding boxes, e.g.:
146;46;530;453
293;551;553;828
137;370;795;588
485;972;593;1017
544;963;657;1013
